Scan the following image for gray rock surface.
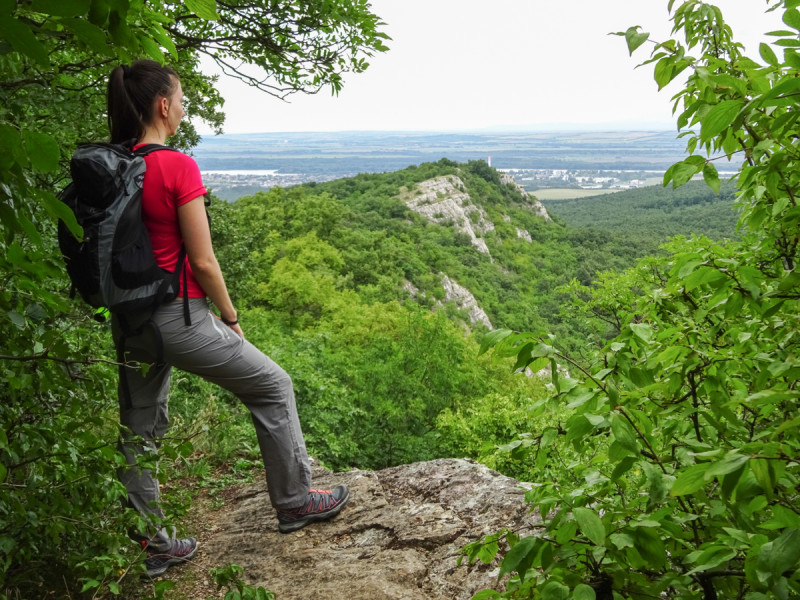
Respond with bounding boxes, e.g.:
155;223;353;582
205;458;540;599
401;176;494;257
440;275;493;329
499;174;551;222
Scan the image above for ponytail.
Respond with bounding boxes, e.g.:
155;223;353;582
107;60;178;145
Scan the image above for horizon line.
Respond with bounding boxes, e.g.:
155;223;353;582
196;125;679;136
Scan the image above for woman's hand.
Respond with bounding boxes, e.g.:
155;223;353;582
229;321;244;339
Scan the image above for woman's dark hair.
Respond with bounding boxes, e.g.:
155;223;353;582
107;59;178;144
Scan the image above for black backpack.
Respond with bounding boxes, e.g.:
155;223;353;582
58;143;187;315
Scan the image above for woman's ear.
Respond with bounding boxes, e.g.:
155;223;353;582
159;96;170;119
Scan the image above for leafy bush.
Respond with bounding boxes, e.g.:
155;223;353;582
468;2;800;598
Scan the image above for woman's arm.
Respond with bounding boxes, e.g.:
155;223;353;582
177;196;244;338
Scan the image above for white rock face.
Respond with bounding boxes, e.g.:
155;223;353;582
499;173;551;221
401;176;494;257
440;274;493;329
516;228;532;242
402;279;422;298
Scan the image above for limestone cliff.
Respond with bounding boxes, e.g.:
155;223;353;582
402;276;493;330
186;459;540;599
499;173;551;222
399;176;494;257
440;275;493;329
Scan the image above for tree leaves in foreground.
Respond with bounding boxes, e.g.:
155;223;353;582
468;1;800;598
0;1;386;597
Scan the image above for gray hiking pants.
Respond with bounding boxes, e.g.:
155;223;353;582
112;298;311;550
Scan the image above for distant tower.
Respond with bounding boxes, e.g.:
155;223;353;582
488;155;491;167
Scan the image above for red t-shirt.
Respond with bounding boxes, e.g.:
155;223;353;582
135;145;208;298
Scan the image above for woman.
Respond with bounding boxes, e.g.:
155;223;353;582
107;60;348;578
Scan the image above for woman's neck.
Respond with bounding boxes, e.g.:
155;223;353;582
138;125;167;146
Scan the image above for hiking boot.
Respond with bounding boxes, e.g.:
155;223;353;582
276;485;350;533
142;538;198;577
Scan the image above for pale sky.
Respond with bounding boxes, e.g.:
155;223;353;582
195;0;780;134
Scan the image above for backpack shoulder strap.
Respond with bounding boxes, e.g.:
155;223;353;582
134;144;180;157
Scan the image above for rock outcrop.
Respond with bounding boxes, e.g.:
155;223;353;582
194;459;540;600
401;176;494;257
516;228;533;242
440;275;493;330
499;173;551;222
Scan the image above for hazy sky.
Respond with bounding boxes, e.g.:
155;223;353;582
195;1;780;134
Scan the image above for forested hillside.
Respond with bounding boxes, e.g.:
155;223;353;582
547;178;740;243
210;160;740;352
198;154;747;478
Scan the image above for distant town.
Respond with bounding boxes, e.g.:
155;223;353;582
195;130;742;201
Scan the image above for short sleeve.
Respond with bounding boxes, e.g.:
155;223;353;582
169;152;207;206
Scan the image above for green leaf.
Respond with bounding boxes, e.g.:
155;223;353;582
624;26;649;55
88;0;110;26
541;581;570;600
705;452;750;481
629;323;653;343
758;77;800;108
761;505;800;530
654;56;674;90
31;0;91;17
574;507;606;546
686;546;737;575
0;123;24;169
573;584;596;600
700;100;744;142
140;35;164;62
610;412;639;454
777;269;800;292
758;529;800;580
566;414;595;442
671;158;704;188
750;458;776;498
0;16;50;66
61;18;111;56
479;329;513;356
633;527;666;568
760;43;780;66
610;532;634;550
683;266;727;291
611;456;638;480
80;580;100;593
786;49;800;69
784;8;800;31
7;310;25;328
703;163;721;194
671;463;710;496
185;0;218;20
23;131;60;173
149;23;177;58
497;536;538;580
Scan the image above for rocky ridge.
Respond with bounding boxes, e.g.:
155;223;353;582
498;173;551;222
441;275;493;329
400;175;495;257
193;459;539;600
398;173;551;332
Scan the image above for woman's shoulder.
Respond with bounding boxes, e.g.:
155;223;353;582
151;147;197;165
146;147;201;176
